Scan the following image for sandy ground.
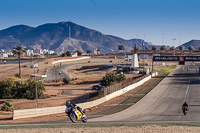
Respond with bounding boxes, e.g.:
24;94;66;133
0;126;199;133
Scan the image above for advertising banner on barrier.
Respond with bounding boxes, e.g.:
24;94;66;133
153;56;200;62
184;56;200;61
153;56;179;61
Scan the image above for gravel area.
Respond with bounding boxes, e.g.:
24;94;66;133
0;126;199;133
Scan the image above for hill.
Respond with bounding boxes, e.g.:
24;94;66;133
0;21;153;54
178;40;200;50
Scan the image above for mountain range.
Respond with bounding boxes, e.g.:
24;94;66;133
179;40;200;50
0;21;153;54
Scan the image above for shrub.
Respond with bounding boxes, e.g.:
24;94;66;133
66;51;72;57
63;77;71;84
100;72;126;86
0;79;45;99
0;79;16;99
23;80;45;99
1;101;14;111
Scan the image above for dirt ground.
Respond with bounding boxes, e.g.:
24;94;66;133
1;126;200;133
0;57;178;123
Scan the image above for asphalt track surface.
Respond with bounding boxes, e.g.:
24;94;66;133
1;63;200;127
45;62;111;81
89;62;200;123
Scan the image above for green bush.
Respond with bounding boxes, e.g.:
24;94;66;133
0;78;16;99
63;77;71;84
100;72;126;86
66;51;72;57
0;79;45;99
1;101;14;111
23;80;45;99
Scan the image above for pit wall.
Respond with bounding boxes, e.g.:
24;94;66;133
13;72;158;120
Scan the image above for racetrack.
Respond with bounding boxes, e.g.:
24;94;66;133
89;62;200;122
2;62;200;128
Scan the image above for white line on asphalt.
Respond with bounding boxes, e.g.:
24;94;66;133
184;80;190;101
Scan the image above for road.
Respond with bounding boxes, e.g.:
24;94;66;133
45;62;90;81
45;61;115;81
89;62;200;122
2;62;200;127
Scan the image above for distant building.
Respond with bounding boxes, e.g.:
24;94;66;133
42;49;49;55
0;49;5;53
33;48;42;55
71;51;78;57
26;50;34;56
94;48;100;55
48;50;55;55
0;52;8;59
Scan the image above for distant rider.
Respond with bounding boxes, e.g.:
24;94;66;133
182;101;188;114
65;101;85;115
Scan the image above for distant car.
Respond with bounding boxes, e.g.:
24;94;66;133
92;85;105;90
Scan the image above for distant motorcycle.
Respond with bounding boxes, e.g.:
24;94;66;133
182;106;188;115
65;106;87;123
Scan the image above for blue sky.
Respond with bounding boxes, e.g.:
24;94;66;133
1;0;200;46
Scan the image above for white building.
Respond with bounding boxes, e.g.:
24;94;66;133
33;49;42;55
0;52;8;59
71;51;78;57
48;50;55;55
26;50;34;56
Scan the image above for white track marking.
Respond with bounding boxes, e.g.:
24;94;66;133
184;80;190;101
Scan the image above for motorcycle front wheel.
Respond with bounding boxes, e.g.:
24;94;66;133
82;115;87;123
69;113;77;123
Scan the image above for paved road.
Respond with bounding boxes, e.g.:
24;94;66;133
90;62;200;122
45;61;115;81
45;62;90;81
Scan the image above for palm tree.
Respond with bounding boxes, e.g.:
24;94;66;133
65;51;71;57
118;45;125;53
13;46;26;78
170;46;176;55
160;45;167;53
86;50;92;55
188;45;194;52
133;44;139;53
152;46;157;53
145;46;150;51
188;45;194;55
179;45;185;55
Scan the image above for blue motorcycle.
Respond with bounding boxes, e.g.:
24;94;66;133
65;106;87;123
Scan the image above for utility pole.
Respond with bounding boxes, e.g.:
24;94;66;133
142;44;145;75
162;33;164;45
34;64;38;108
69;26;71;39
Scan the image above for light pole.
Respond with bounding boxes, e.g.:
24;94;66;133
142;44;145;75
34;64;38;108
172;38;176;45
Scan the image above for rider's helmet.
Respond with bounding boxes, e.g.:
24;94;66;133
66;101;71;107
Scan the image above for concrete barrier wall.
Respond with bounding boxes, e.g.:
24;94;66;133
51;56;91;64
13;106;66;120
13;72;158;120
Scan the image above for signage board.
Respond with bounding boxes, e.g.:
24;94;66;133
184;56;200;61
153;56;179;61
